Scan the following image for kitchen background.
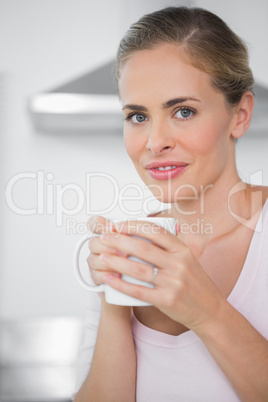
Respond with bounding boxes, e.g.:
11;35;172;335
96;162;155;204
0;0;267;400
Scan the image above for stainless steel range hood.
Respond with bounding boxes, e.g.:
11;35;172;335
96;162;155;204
27;0;268;135
28;60;123;132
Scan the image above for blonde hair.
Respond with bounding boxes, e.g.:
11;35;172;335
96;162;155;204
116;7;254;108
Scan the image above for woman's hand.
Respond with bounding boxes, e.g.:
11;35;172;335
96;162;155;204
86;216;127;286
97;220;225;333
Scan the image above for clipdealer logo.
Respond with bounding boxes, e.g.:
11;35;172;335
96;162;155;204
5;170;158;230
5;169;264;234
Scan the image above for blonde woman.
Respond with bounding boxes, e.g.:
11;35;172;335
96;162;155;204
74;7;268;401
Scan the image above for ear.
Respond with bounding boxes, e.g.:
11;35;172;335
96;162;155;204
231;91;254;139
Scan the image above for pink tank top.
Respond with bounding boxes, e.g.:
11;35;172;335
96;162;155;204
73;201;268;401
132;200;268;401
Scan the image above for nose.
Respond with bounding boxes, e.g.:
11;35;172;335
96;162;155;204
146;120;176;155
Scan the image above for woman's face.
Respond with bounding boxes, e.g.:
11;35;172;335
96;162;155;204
118;44;238;204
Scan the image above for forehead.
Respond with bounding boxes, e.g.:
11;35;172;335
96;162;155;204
118;43;214;104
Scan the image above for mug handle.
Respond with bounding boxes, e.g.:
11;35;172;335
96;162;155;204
73;233;105;292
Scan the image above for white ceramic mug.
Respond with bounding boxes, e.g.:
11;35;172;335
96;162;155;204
73;217;176;306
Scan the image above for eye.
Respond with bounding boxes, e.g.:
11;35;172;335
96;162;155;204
174;108;195;120
125;113;148;124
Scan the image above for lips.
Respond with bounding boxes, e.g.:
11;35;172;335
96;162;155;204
145;161;189;180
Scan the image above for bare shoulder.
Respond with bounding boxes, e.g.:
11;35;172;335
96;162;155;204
262;186;268;203
247;184;268;207
255;185;268;206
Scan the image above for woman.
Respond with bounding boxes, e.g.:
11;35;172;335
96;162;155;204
74;6;268;401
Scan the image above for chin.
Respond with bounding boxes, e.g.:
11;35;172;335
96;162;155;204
146;177;214;208
147;186;188;204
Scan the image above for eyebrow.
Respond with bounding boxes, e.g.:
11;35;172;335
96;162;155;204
122;97;201;112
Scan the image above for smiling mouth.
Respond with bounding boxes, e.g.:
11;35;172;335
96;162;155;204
145;162;189;180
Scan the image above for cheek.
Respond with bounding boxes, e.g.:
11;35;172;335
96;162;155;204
189;118;230;157
123;130;145;165
123;132;134;160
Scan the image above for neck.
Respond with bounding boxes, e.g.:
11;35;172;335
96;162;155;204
169;171;257;253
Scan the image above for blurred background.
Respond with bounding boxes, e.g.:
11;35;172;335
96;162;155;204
0;0;267;400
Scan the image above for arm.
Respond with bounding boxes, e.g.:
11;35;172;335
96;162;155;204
195;301;268;402
97;220;268;401
75;295;136;402
74;216;136;401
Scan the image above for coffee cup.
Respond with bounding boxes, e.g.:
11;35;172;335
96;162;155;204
73;217;176;306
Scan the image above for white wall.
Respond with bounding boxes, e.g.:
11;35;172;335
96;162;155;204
0;0;267;319
0;0;131;318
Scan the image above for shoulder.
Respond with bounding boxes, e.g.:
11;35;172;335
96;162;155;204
250;185;268;233
246;184;268;208
260;186;268;225
262;186;268;204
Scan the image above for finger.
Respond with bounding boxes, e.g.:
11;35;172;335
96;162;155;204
87;216;113;234
87;254;122;285
88;236;128;257
87;253;121;273
114;220;184;252
99;232;171;269
102;273;161;306
90;267;121;285
89;266;105;285
99;253;158;285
